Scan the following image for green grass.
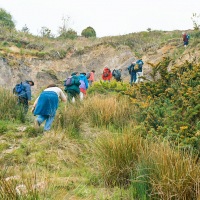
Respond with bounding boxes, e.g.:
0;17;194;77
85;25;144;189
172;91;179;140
0;26;200;198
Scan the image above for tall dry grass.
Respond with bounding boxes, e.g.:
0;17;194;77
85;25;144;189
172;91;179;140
0;87;25;122
53;102;85;137
93;133;200;199
140;141;200;199
83;94;136;131
93;133;144;186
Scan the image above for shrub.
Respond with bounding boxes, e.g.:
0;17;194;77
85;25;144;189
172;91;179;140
0;8;15;29
58;28;77;40
125;61;200;150
81;26;96;38
87;80;128;95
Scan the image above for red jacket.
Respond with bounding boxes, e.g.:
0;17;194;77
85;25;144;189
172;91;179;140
183;34;188;42
88;71;95;82
102;68;112;80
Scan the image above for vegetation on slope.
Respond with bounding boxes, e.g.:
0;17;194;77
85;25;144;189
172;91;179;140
0;59;199;199
0;8;200;199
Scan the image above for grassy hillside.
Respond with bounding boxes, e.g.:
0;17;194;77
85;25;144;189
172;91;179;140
1;26;200;62
0;26;200;199
0;57;200;199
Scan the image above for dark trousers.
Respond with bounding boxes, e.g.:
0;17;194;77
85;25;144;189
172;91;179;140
130;72;137;85
66;90;79;102
18;97;29;114
114;77;122;82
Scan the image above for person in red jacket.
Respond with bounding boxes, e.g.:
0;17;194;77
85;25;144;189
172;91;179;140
102;67;112;82
182;32;190;47
87;70;95;86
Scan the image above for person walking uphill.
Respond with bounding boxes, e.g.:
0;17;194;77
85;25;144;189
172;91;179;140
64;72;81;102
32;84;66;131
79;72;89;100
87;70;95;86
14;80;34;114
102;67;112;82
182;32;190;47
128;62;137;85
135;59;144;83
112;69;122;82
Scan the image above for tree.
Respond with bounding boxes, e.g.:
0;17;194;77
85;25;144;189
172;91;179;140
58;16;77;39
21;24;29;33
40;26;52;38
191;13;200;30
81;26;96;38
147;28;152;32
0;8;15;29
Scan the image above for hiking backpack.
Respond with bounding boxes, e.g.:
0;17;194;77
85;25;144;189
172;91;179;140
86;72;91;79
64;76;74;86
136;60;144;66
128;65;134;74
103;69;110;77
13;82;24;95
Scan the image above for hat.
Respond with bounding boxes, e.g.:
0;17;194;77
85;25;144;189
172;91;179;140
71;72;78;76
80;72;86;75
26;80;34;86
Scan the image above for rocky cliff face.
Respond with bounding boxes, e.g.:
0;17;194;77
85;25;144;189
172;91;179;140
0;44;136;93
0;38;199;94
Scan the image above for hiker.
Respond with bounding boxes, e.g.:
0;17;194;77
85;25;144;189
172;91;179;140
128;62;137;85
79;72;89;100
135;59;144;83
64;72;81;102
182;32;190;47
112;69;122;82
102;67;112;82
14;80;34;114
32;84;66;131
87;70;95;86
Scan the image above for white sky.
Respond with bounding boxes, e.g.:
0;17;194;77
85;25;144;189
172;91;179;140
0;0;199;37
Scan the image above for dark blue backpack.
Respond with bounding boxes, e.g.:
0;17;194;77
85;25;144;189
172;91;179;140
13;82;24;95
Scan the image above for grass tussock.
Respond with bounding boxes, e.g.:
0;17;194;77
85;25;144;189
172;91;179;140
0;88;21;121
53;103;85;137
142;141;200;199
83;94;135;131
93;133;200;199
94;133;143;186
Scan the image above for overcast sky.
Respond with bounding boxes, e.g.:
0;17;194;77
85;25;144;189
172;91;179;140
0;0;199;37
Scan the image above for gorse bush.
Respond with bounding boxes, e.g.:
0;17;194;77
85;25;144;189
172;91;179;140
87;80;128;94
125;61;200;150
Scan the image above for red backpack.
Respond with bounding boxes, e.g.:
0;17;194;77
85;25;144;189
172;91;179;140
103;69;110;77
